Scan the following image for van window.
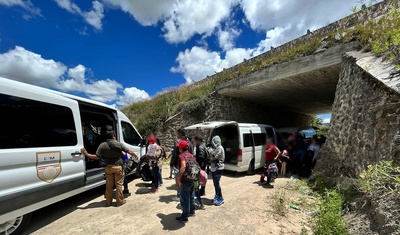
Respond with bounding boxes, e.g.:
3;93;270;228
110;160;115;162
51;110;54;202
0;94;77;149
265;127;275;140
121;121;141;146
243;134;253;147
253;133;266;146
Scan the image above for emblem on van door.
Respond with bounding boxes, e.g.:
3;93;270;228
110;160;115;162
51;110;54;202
36;151;62;183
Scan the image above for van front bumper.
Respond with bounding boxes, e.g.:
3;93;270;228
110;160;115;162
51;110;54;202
223;163;248;172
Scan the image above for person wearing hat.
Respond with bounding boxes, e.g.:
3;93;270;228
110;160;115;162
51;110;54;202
147;136;162;193
81;130;138;207
175;140;197;223
170;128;193;201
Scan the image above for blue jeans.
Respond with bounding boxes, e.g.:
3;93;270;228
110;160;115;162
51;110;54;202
180;181;195;219
151;166;160;189
212;170;223;198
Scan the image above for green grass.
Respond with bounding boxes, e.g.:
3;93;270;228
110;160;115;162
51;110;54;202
312;190;350;235
123;0;400;134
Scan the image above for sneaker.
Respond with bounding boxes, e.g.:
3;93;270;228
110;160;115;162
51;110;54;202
168;176;173;180
214;197;224;206
172;196;180;202
123;189;130;195
159;183;163;187
213;195;218;204
117;200;127;207
175;217;188;223
199;204;206;210
189;211;196;217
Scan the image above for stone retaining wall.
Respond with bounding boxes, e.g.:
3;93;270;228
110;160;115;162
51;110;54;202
316;52;400;176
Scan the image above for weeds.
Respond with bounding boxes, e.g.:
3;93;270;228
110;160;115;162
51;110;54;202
271;191;289;217
360;161;400;197
312;190;349;235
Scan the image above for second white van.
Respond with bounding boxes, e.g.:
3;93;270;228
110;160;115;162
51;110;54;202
185;121;280;174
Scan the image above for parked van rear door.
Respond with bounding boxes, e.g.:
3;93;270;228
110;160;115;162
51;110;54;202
0;89;84;219
209;122;240;166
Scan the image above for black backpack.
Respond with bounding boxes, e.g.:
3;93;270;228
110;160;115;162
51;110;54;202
182;153;200;182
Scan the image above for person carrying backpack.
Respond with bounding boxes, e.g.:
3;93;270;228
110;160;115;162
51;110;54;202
171;129;193;201
176;140;200;223
208;135;225;206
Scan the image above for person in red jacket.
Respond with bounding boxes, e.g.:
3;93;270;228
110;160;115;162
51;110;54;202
265;139;281;164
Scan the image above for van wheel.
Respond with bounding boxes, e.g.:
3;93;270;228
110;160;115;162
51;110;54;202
0;213;31;235
247;159;255;175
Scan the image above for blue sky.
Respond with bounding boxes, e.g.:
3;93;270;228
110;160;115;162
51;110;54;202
0;0;358;111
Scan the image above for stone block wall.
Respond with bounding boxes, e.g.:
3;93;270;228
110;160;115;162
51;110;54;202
316;53;400;176
156;91;311;148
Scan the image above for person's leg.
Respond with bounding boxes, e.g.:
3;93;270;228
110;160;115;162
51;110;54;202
123;176;128;192
169;165;173;179
212;171;218;201
189;183;195;214
195;190;203;205
215;170;223;198
105;166;114;206
179;183;190;220
114;166;125;206
151;167;159;190
159;167;163;185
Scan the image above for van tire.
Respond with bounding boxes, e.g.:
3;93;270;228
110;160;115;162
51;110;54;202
0;213;32;235
247;159;255;175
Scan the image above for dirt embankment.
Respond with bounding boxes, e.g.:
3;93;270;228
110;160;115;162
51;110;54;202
25;166;314;235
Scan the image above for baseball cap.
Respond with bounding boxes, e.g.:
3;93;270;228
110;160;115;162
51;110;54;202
178;140;188;149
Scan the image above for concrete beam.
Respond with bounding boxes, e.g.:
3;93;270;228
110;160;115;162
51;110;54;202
217;43;356;115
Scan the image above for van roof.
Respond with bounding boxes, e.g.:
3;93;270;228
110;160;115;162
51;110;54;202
185;121;274;130
0;76;118;112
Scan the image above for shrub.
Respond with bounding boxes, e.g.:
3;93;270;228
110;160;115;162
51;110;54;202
361;161;400;197
312;190;349;235
271;191;289;217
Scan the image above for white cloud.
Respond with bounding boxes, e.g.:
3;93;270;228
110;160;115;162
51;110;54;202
171;46;254;83
162;0;238;43
217;26;241;51
102;0;238;43
54;0;104;30
0;46;148;105
102;0;175;26
0;46;66;87
117;87;150;106
0;0;41;17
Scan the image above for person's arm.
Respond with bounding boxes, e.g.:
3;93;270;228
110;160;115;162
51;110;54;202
81;148;99;160
120;143;138;159
281;150;290;159
176;159;186;187
274;146;281;161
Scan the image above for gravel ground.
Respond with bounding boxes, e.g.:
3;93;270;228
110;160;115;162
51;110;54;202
24;166;309;235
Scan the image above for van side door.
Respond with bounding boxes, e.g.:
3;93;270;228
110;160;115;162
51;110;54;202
0;92;84;220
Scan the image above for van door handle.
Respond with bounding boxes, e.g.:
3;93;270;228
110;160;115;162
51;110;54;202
71;151;82;157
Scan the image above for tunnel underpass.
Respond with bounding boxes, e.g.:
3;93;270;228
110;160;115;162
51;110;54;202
216;43;355;115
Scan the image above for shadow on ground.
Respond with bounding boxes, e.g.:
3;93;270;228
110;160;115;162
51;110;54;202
253;181;274;188
156;213;185;231
159;195;177;204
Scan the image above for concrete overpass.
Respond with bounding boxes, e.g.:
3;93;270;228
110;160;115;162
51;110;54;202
216;43;356;115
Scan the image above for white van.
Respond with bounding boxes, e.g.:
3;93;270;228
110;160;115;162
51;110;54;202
0;77;144;235
185;121;280;174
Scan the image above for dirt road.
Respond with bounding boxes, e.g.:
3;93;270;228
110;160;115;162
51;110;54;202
24;166;310;235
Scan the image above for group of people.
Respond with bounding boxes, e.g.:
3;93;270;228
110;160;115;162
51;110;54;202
267;133;323;179
81;128;226;223
168;129;225;222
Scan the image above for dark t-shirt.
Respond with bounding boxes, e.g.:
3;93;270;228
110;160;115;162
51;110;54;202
178;151;194;183
96;139;129;165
